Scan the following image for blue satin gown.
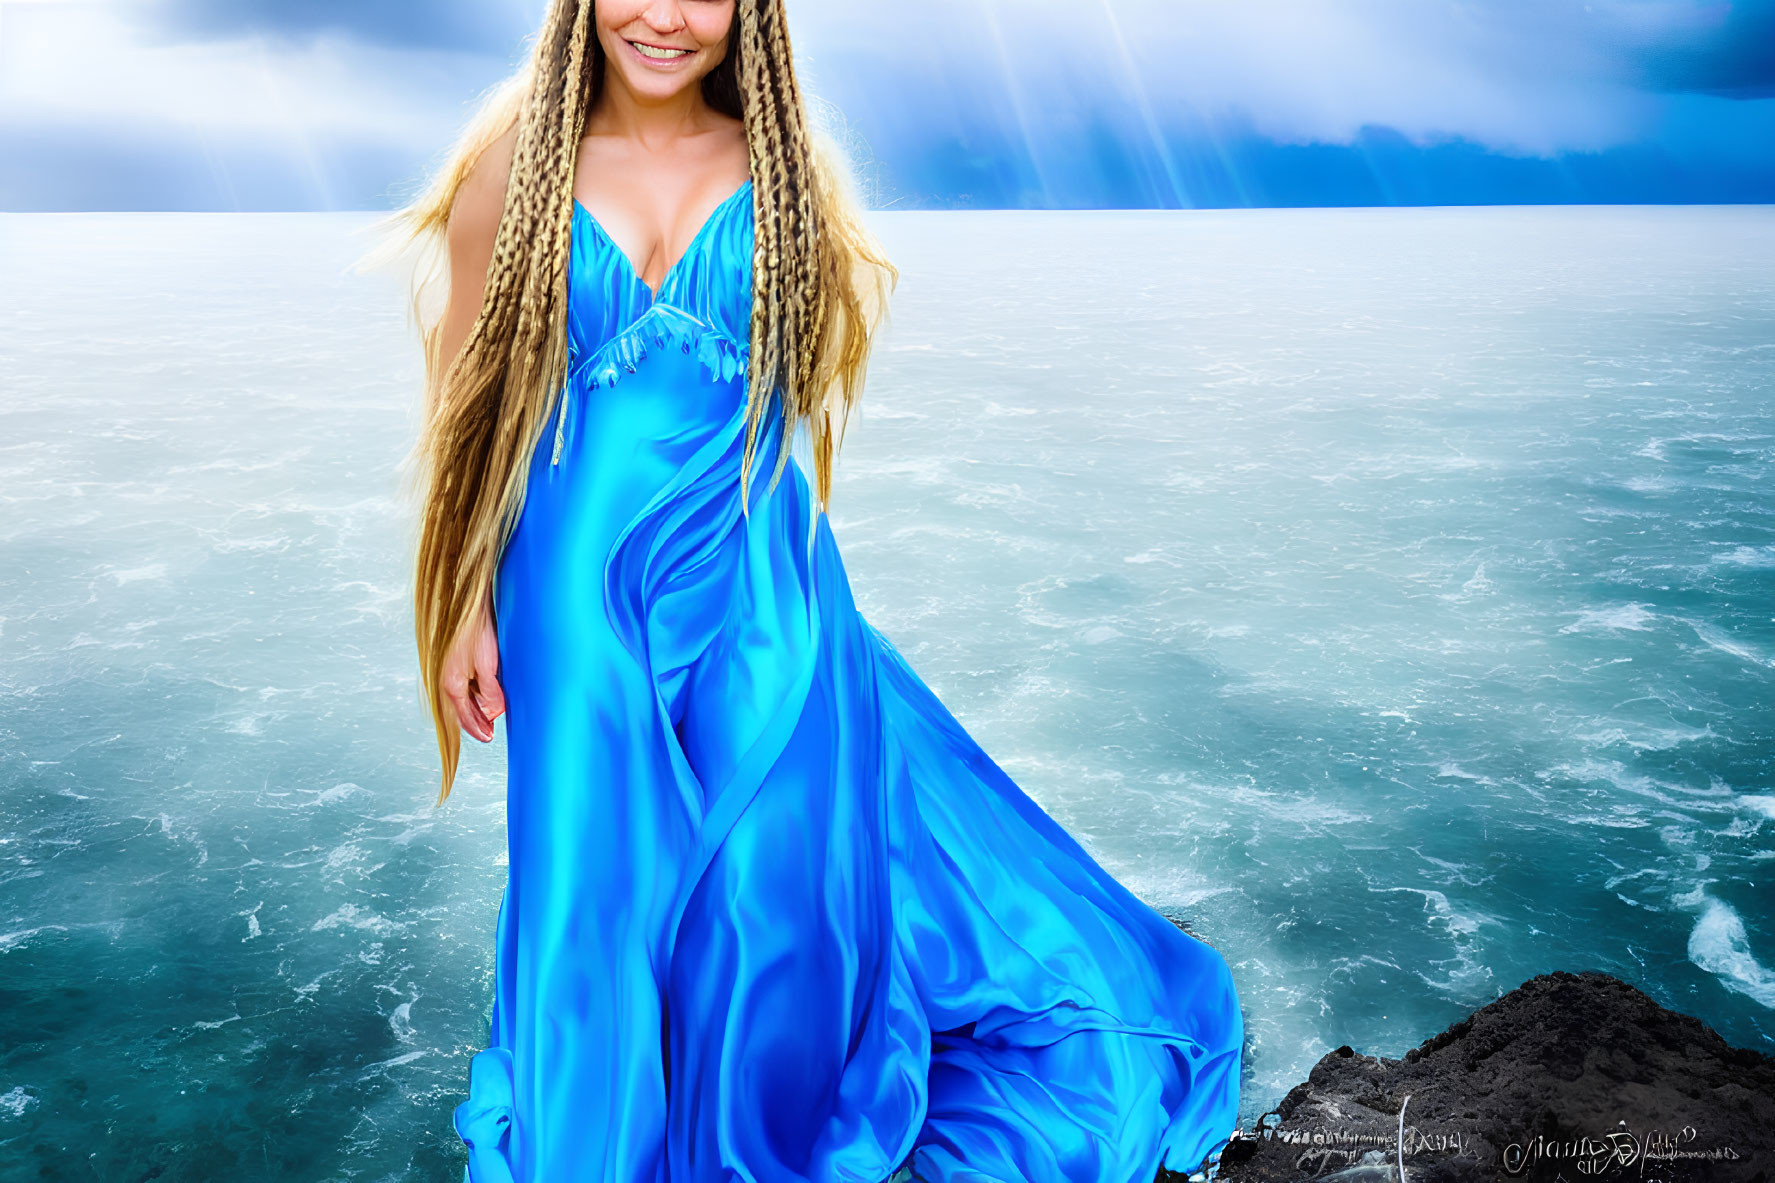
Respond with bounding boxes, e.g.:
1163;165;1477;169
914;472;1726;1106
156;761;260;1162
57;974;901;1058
451;178;1245;1183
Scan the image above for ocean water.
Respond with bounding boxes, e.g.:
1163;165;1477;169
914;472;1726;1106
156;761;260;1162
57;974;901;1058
1;205;1771;1179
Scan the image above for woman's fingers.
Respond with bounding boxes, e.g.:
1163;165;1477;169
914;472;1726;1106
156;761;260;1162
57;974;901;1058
469;677;501;732
442;590;502;744
472;616;505;721
444;666;495;742
463;691;495;742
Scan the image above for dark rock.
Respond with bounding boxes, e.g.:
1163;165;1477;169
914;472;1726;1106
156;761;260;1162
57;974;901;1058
1158;969;1775;1183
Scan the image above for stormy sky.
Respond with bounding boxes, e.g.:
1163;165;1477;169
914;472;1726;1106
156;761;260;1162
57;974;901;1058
2;0;1771;209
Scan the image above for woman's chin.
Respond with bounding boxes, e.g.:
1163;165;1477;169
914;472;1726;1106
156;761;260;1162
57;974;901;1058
611;66;703;101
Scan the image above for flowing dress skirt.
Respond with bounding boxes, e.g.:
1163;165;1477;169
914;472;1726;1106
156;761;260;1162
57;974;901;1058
452;225;1244;1183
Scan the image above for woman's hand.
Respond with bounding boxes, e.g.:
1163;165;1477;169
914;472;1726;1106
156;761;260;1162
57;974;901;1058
442;586;505;743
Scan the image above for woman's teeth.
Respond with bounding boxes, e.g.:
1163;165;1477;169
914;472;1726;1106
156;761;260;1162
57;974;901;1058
630;42;691;60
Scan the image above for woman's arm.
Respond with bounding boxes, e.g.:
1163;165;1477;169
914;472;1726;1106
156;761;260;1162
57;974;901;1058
436;124;518;389
436;124;517;743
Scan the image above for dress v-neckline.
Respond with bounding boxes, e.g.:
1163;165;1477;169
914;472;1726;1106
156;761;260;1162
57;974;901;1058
573;178;753;303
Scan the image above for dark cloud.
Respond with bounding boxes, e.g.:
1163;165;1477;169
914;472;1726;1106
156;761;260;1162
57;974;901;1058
128;0;1775;101
1645;1;1775;98
10;0;1772;211
138;0;544;54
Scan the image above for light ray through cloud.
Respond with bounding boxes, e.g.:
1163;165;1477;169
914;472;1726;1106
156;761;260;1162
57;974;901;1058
0;0;1770;209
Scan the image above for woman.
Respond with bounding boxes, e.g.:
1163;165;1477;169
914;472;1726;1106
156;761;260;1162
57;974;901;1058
386;1;1244;1179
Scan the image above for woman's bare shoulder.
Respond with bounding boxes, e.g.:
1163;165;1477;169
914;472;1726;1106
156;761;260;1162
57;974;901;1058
448;123;520;253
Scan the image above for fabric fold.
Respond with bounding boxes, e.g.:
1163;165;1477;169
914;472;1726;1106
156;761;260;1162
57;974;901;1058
453;1047;518;1183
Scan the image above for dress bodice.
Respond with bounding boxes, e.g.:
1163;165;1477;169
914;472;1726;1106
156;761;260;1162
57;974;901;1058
565;180;754;387
546;179;755;469
569;178;753;347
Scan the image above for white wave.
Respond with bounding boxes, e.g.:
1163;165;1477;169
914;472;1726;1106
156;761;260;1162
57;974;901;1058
1711;545;1775;569
1367;885;1491;938
192;1012;242;1031
1365;885;1499;995
1214;782;1372;827
0;1087;38;1120
1573;722;1718;753
1434;762;1496;785
356;1049;427;1083
1739;796;1775;821
1410;849;1491;887
1563;812;1652;829
979;401;1041;418
104;562;167;585
1558;603;1658;634
0;924;68;953
324;842;367;870
1675;888;1775;1010
1685;620;1775;669
293;782;363;808
1326;952;1404;983
310;902;401;937
1547;758;1736;810
389;998;417;1044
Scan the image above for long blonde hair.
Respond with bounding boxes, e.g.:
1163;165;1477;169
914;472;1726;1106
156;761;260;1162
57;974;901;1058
367;0;897;805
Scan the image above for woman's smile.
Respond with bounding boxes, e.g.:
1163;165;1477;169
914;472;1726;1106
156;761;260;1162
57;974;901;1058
624;37;696;66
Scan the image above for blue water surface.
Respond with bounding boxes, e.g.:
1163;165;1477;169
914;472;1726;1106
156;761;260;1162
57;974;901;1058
0;205;1770;1180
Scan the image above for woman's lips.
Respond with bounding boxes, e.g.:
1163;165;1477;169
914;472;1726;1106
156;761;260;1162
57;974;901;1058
625;38;695;67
